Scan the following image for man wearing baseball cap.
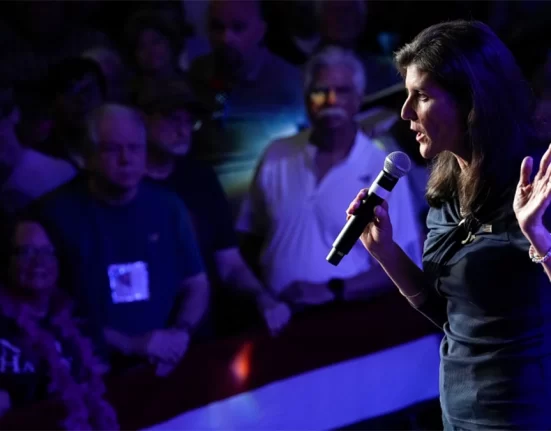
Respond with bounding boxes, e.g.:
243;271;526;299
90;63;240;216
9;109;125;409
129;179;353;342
136;80;291;337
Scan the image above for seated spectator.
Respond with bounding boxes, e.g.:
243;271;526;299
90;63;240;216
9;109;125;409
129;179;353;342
129;1;211;71
40;57;107;168
0;86;75;218
0;219;117;430
33;104;210;377
124;9;189;101
189;0;306;215
237;47;423;307
136;79;291;336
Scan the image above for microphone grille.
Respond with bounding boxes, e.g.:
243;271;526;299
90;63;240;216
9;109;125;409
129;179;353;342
384;151;411;178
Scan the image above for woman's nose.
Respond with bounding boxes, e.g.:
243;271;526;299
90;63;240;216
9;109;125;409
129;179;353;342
401;97;417;121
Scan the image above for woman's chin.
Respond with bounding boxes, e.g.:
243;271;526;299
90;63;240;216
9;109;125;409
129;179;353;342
419;142;433;159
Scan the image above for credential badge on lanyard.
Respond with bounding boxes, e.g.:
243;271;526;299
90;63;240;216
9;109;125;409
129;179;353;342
107;261;150;304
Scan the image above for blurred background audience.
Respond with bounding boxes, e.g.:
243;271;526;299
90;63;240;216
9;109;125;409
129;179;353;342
0;0;548;429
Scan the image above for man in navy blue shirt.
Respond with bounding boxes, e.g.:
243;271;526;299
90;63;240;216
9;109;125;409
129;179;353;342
33;104;209;376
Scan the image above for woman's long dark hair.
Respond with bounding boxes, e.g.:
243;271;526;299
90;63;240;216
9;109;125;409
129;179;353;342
395;20;541;219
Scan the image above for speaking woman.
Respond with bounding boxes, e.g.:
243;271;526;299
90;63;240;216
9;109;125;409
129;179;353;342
347;20;551;430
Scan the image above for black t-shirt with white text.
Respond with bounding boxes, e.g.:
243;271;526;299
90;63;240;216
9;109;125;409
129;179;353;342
0;314;80;409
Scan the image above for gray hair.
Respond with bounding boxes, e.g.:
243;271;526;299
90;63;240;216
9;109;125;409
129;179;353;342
86;103;146;152
303;46;366;96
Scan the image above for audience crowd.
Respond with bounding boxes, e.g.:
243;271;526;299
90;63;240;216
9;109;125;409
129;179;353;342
0;0;549;428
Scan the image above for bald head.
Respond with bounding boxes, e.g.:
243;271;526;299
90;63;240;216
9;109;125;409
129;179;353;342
207;0;266;76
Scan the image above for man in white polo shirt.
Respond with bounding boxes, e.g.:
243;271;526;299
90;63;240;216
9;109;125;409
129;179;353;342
236;46;423;306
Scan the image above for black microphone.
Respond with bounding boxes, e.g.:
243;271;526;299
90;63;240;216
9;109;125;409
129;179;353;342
326;151;411;266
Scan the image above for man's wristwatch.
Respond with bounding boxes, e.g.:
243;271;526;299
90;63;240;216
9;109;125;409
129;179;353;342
328;278;345;301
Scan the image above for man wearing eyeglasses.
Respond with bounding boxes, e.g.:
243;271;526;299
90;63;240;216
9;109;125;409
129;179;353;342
136;80;291;337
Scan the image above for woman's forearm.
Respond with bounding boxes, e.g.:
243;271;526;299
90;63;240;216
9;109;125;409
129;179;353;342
376;242;447;328
377;242;429;306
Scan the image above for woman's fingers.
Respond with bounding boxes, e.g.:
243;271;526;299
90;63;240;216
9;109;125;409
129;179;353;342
519;156;533;188
346;189;368;218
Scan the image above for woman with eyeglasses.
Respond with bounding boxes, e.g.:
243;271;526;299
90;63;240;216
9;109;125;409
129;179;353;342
0;219;118;430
